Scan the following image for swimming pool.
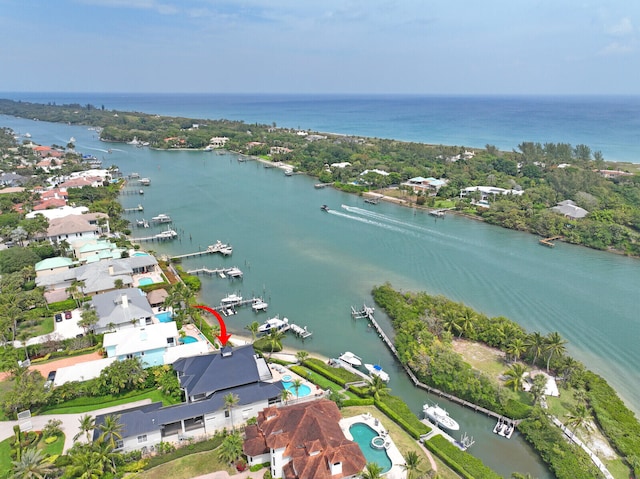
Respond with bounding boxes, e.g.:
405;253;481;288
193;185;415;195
180;336;198;344
156;311;173;323
348;423;392;473
282;381;312;398
138;277;154;286
133;252;149;256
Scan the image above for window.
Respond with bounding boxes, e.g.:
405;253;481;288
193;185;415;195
137;435;147;443
225;410;230;418
115;439;124;449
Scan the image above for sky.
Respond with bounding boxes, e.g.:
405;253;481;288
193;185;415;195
1;0;638;95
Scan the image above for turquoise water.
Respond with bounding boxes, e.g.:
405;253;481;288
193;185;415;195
349;423;392;473
156;312;173;323
133;252;149;256
282;381;312;398
6;108;640;478
138;277;154;286
180;336;197;344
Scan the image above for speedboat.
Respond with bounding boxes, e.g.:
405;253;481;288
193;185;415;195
156;229;177;239
252;299;268;312
338;351;362;367
221;293;242;305
321;205;329;212
365;363;390;382
423;404;460;431
138;178;151;186
257;315;289;334
151;213;172;223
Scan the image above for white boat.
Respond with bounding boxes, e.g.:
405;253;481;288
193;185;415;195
221;293;242;305
155;229;177;239
338;351;362;367
151;213;172;223
365;363;390;382
423;404;460;431
69;137;76;143
226;267;243;278
138;178;151;186
252;299;268;312
258;315;289;334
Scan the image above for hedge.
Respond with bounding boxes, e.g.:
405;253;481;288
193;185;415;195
425;435;501;479
375;397;431;438
303;358;362;386
342;398;374;407
143;436;223;470
47;299;77;312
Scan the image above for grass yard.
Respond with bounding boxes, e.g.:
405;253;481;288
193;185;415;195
41;388;179;415
291;365;358;399
452;339;506;384
0;437;12;477
134;448;234;479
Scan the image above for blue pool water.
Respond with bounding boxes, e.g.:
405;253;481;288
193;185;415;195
133;252;149;256
156;312;173;323
282;381;312;398
180;336;197;344
138;277;154;286
348;423;392;473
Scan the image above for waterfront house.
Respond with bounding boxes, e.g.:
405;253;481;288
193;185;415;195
45;212;109;244
93;344;283;453
402;176;447;194
89;288;154;334
35;257;74;278
459;185;524;200
243;400;366;479
102;321;179;367
551;200;589;219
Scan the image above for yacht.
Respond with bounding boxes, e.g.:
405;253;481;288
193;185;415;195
364;363;390;382
338;351;363;367
138;178;151;186
155;229;177;239
252;299;269;312
220;293;242;305
423;404;460;431
151;213;172;223
257;315;289;334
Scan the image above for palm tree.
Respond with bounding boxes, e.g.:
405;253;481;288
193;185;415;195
267;329;285;358
295;350;309;364
12;447;55;479
506;338;527;363
525;332;546;366
290;378;303;399
74;414;96;443
565;403;592;433
79;309;99;338
98;414;123;450
366;374;390;401
503;363;527;392
401;450;423;479
224;392;240;429
281;387;292;404
361;461;384;479
544;331;568;372
530;374;548;406
245;321;260;342
217;431;244;464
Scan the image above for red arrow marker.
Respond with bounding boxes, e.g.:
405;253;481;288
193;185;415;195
193;304;232;346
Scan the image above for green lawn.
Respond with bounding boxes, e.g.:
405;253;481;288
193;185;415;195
290;365;358;399
135;448;234;479
41;389;180;415
0;437;12;477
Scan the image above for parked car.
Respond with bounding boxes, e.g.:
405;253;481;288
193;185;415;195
64;311;72;319
54;313;63;322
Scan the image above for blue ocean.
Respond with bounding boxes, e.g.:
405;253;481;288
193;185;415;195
2;92;640;163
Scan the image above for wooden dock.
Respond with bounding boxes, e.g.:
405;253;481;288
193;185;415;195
186;266;243;278
171;241;233;260
539;235;563;247
123;204;144;213
351;303;520;429
314;183;332;189
131;230;178;242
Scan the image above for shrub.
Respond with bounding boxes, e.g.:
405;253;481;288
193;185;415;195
425;435;501;479
44;436;58;444
342;398;374;407
375;397;431;438
303;358;361;386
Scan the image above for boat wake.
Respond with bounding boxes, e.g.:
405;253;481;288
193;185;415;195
327;209;409;235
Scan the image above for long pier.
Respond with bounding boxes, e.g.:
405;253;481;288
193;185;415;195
131;230;178;242
351;304;520;428
123;204;144;213
171;241;233;260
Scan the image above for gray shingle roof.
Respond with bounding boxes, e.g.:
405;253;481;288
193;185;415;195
90;287;153;329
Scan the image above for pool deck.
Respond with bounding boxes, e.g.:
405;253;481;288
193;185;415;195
340;413;406;479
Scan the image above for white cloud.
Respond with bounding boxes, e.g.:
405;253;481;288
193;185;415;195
598;41;634;56
605;17;633;36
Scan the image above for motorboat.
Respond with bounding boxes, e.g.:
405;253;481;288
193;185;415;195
151;213;172;223
226;267;243;278
365;363;390;382
258;315;289;334
155;229;177;239
136;219;149;228
338;351;362;367
423;404;460;431
252;299;268;312
138;178;151;186
321;204;329;212
220;293;242;305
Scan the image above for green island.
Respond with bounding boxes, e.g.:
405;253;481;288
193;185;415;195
0;101;638;479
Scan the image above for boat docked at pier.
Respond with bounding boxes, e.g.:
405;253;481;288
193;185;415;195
423;404;460;431
151;213;172;223
220;293;242;306
258;315;289;334
138;177;151;186
338;351;362;367
251;299;268;312
365;363;390;382
155;228;177;239
493;419;515;438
